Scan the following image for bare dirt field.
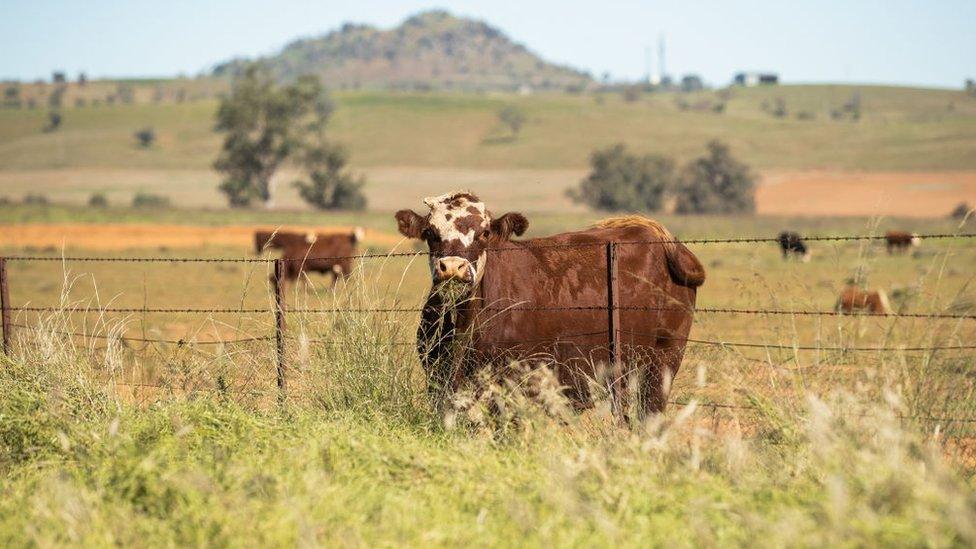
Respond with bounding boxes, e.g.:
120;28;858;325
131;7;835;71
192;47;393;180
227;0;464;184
758;170;976;217
2;167;974;218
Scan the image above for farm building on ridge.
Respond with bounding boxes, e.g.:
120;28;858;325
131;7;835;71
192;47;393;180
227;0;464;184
733;72;779;86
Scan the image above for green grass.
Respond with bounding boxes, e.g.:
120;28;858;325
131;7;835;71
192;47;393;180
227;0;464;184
0;204;974;544
0;314;974;545
2;85;975;172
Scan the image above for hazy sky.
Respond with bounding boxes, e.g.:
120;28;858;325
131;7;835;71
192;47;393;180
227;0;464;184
2;0;973;88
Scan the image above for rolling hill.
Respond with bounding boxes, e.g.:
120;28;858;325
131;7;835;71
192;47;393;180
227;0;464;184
0;84;974;216
211;10;592;91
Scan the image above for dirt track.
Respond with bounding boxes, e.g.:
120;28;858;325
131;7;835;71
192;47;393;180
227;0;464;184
0;224;404;251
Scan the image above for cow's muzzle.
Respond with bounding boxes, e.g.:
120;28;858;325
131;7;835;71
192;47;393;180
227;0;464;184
433;256;474;283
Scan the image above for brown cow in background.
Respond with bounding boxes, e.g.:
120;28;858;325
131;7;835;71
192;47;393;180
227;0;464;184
254;230;315;253
836;285;893;314
395;191;705;422
885;231;920;254
257;228;365;284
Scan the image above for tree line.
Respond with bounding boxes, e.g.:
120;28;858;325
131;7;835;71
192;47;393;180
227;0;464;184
568;141;755;214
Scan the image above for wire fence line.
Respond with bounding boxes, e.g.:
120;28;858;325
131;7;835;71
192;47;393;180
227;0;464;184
13;320;975;354
9;304;975;320
4;231;976;264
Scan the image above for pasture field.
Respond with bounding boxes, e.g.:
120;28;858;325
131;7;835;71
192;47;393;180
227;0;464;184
2;84;976;217
1;204;975;544
1;207;975;544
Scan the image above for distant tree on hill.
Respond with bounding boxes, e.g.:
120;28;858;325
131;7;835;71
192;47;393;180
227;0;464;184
950;201;973;220
116;84;135;104
622;86;641;103
88;193;109;208
48;86;65;109
214;64;334;208
132;192;170;208
497;105;526;138
292;144;367;210
134;127;156;148
43;111;62;132
568;143;674;212
967;79;975;96
771;98;787;118
674;140;755;214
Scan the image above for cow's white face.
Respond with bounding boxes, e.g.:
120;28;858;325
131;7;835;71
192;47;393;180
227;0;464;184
395;192;528;285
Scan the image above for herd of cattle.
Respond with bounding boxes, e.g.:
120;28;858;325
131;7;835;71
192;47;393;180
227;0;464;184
254;224;921;318
253;194;927;421
779;229;920;314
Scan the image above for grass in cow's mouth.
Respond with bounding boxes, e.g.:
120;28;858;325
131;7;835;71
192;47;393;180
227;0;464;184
433;278;472;306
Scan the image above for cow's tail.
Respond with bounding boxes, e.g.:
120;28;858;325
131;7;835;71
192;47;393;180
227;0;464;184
593;215;705;288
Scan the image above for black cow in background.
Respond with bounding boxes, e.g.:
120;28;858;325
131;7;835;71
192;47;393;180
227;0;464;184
778;231;811;262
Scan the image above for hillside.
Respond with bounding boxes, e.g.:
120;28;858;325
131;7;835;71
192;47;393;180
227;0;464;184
0;85;974;215
212;10;592;91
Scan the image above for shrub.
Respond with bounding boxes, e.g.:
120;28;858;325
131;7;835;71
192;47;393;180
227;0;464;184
497;105;526;138
88;193;109;208
771;98;787;118
567;143;674;212
23;193;49;205
622;86;641;103
131;192;170;209
43;111;62;132
292;144;367;210
134;127;156;148
949;202;973;220
796;111;816;121
674;140;756;214
116;84;135;104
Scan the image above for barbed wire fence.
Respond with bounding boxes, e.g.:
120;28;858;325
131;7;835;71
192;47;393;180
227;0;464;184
2;230;975;419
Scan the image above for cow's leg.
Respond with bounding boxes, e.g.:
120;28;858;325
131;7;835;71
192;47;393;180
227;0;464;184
637;344;683;420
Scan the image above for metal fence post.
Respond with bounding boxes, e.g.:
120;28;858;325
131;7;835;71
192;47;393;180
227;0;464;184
0;258;10;356
605;242;623;417
273;258;287;403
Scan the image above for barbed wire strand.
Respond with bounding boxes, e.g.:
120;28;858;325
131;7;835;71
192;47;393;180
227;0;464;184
4;231;975;263
10;304;975;320
9;322;273;345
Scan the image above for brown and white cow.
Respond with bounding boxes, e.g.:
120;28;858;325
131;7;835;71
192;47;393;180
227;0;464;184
885;230;920;254
835;285;893;315
255;230;325;254
395;191;705;421
267;228;365;284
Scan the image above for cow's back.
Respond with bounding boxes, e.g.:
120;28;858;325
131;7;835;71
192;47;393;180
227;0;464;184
471;223;699;397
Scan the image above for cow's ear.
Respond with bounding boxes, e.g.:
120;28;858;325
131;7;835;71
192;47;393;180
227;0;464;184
395;210;427;239
490;212;529;241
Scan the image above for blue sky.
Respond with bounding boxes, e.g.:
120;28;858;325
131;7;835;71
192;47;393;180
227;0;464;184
1;0;973;88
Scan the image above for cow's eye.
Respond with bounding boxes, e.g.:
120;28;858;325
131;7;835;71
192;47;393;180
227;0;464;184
422;228;439;242
480;230;491;241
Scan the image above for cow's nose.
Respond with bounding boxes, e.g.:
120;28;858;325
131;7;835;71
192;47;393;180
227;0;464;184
435;257;472;282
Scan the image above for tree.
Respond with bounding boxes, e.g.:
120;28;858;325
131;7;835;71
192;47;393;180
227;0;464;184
44;111;62;132
292;144;367;210
134;127;156;148
213;65;333;208
674;140;755;214
950;201;973;220
88;193;108;207
567;143;674;212
497;105;526;138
